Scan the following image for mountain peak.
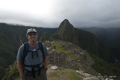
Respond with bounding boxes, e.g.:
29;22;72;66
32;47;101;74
52;19;77;42
59;19;73;28
62;19;70;24
56;19;74;34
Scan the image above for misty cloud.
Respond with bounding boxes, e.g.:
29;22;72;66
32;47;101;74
0;0;120;28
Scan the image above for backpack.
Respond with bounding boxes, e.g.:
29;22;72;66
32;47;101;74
23;41;45;78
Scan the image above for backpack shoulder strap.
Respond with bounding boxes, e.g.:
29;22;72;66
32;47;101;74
23;42;29;63
38;41;45;59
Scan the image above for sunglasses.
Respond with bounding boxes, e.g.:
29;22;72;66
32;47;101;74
28;33;37;36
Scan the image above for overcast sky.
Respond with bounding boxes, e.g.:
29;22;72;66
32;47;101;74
0;0;120;28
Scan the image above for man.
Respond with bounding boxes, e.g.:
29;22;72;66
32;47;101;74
17;28;48;80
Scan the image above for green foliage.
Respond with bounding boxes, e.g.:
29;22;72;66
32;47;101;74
91;55;120;80
81;27;120;61
0;66;5;79
69;54;78;60
0;26;26;79
83;51;94;67
2;61;20;80
112;60;120;69
76;64;85;71
52;42;70;53
47;69;82;80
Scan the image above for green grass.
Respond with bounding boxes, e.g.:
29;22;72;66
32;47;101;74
47;69;82;80
76;64;85;71
84;51;94;66
52;43;70;53
52;42;78;61
69;54;78;60
52;42;78;60
64;59;68;66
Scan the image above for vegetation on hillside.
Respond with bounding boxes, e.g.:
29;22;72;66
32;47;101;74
2;61;20;80
47;69;83;80
81;27;120;62
91;55;120;80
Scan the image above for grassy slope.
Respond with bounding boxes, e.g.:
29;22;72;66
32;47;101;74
47;69;82;80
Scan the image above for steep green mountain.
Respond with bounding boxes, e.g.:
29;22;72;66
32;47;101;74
2;41;120;80
51;19;112;63
54;19;78;42
0;23;57;79
0;24;26;79
80;27;120;61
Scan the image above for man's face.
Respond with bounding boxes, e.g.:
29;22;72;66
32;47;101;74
27;32;38;42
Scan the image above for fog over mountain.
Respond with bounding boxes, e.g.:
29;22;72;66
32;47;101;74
0;0;120;28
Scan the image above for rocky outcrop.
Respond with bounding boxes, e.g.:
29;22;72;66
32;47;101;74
44;40;97;74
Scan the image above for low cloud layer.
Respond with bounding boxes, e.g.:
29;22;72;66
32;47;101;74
0;0;120;28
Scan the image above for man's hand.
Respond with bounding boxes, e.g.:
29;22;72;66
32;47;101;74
44;56;48;70
17;61;24;77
